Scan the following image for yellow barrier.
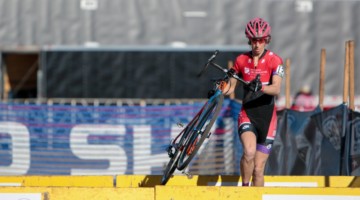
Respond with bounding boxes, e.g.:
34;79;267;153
0;187;153;200
1;176;360;200
1;186;360;200
0;186;360;200
0;176;114;187
156;186;360;200
116;175;359;187
1;175;359;188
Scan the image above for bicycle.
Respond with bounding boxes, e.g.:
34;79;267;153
161;50;248;185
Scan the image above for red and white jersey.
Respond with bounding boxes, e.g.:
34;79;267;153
233;50;284;85
232;50;284;146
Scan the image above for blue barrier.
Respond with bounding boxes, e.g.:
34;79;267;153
0;99;241;175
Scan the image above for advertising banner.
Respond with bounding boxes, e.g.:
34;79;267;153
0;99;240;175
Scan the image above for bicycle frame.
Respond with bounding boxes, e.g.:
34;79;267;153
161;50;240;185
168;89;220;153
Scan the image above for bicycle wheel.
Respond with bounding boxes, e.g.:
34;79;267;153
177;93;224;170
161;149;180;185
161;113;201;185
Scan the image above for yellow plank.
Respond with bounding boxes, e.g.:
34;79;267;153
0;187;154;200
116;175;152;187
1;175;357;188
116;175;194;187
0;176;114;187
156;186;220;200
116;175;358;188
349;176;360;187
329;176;356;187
220;187;360;199
156;186;360;200
51;187;153;200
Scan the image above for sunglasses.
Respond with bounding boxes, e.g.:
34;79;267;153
250;38;267;44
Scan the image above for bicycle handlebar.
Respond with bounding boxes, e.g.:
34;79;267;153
210;62;248;85
198;50;249;85
207;50;219;63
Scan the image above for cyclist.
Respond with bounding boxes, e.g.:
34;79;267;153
291;84;316;111
223;17;284;186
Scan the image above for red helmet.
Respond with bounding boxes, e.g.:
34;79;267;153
245;17;271;39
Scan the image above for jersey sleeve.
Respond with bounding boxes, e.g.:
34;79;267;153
271;54;285;78
233;54;244;74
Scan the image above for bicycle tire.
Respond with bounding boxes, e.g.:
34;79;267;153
177;93;224;170
161;113;201;185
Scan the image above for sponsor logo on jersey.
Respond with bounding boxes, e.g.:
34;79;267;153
244;67;250;74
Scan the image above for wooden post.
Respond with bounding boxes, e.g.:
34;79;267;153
343;41;350;104
285;58;291;109
319;49;326;110
3;69;11;100
349;40;355;110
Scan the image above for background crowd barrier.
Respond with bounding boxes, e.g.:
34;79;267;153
0;98;359;176
266;104;360;176
0;99;240;175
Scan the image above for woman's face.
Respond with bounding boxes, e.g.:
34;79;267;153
250;38;266;56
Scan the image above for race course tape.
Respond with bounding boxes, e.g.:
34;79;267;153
116;175;360;188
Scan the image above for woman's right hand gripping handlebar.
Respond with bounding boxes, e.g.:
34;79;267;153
221;68;239;96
